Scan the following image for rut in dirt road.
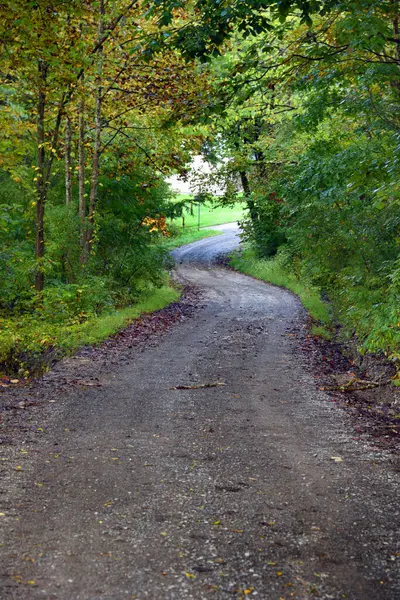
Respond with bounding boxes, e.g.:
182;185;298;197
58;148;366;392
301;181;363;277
0;226;399;600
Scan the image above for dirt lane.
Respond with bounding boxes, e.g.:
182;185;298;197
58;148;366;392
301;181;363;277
0;237;399;600
172;223;240;265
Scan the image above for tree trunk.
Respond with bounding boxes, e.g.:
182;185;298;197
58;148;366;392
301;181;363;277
65;115;72;205
390;2;400;93
82;0;105;264
35;61;48;292
240;170;258;224
78;98;86;242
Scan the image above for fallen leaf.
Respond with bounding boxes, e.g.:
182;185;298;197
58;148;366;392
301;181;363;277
330;456;343;463
15;466;23;471
185;572;196;579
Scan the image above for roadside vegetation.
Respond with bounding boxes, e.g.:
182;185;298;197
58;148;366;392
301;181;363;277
1;1;400;373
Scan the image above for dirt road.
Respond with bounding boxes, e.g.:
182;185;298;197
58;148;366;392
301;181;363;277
172;223;240;265
0;230;399;599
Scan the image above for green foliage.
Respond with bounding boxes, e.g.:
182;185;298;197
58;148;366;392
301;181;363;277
240;191;287;258
0;282;180;376
270;125;400;359
92;173;173;302
0;171;35;312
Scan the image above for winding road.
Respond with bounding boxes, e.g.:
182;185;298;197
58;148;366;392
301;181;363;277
0;227;399;599
172;223;241;265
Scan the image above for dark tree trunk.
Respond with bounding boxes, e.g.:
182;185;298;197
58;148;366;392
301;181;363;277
35;60;48;292
78;97;86;244
82;0;105;264
240;170;258;224
65;115;72;205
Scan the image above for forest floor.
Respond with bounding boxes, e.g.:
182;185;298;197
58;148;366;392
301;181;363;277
0;227;399;600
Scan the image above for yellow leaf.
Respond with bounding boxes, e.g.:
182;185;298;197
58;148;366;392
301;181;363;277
185;572;196;579
0;512;5;517
15;466;23;471
27;580;36;585
330;456;343;463
104;501;113;507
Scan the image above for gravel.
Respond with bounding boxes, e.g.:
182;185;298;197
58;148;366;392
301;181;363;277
0;228;399;600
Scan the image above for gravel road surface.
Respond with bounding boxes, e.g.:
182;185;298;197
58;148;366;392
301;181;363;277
172;223;241;265
0;229;399;600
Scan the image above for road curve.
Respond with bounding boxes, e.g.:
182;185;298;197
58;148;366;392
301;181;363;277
0;231;399;600
172;223;241;265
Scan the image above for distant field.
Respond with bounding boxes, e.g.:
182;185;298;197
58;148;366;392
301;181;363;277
169;196;246;229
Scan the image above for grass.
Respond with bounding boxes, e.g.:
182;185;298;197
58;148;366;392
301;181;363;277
0;283;180;376
230;248;332;326
169;197;247;229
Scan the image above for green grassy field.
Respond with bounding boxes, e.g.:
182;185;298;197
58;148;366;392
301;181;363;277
169;197;246;229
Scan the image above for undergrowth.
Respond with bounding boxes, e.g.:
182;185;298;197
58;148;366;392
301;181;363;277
0;283;180;377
